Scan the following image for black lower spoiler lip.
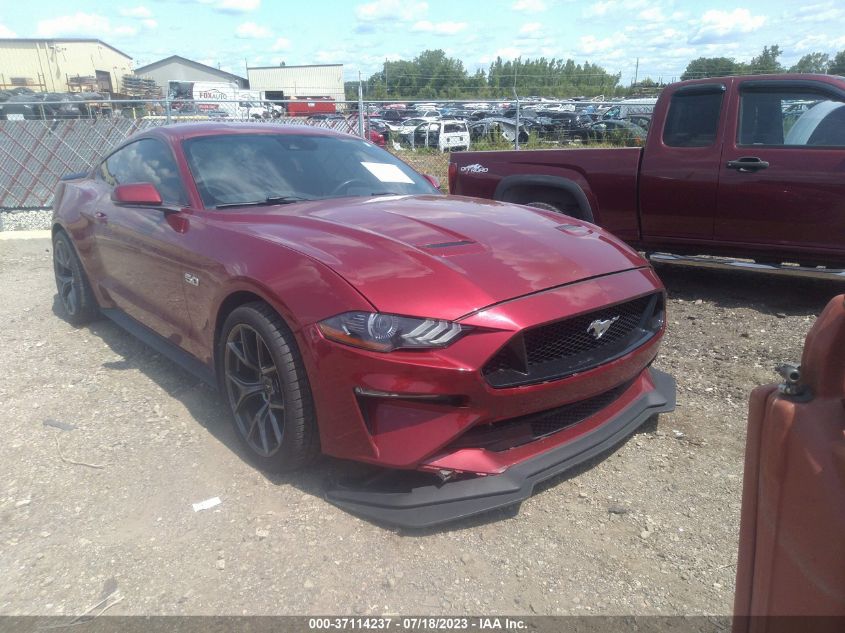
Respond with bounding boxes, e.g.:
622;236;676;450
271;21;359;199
326;368;676;529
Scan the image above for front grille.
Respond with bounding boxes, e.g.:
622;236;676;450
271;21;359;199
483;293;663;388
449;379;634;452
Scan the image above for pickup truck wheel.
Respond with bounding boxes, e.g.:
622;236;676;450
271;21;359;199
52;230;100;326
220;303;318;472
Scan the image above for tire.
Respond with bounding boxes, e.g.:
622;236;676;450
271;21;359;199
52;230;99;326
219;302;318;472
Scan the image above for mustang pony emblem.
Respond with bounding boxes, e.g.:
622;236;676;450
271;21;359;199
587;316;620;340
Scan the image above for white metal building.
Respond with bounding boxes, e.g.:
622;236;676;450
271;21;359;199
247;64;344;102
0;38;133;93
135;55;248;91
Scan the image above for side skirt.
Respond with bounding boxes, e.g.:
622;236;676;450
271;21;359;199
100;308;217;388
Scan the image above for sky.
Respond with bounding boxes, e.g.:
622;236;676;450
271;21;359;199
1;0;844;88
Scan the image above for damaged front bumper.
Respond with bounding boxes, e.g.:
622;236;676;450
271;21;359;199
326;367;676;528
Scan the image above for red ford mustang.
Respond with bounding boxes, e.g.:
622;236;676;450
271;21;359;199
52;123;674;527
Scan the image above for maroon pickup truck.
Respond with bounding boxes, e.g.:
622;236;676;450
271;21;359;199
449;74;845;278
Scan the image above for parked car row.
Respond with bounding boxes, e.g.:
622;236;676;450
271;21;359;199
0;87;112;120
361;98;657;148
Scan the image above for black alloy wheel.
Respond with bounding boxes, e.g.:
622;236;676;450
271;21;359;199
52;231;99;325
224;323;286;457
220;303;318;471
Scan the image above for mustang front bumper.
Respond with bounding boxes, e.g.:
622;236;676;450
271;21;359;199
326;367;675;528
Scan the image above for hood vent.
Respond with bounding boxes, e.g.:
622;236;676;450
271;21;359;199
423;240;476;249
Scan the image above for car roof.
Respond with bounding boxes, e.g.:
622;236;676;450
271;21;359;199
140;122;349;144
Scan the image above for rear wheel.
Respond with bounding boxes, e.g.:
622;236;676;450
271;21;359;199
220;303;318;472
52;230;99;326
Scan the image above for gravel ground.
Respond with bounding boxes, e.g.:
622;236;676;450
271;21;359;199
0;231;840;617
0;209;53;232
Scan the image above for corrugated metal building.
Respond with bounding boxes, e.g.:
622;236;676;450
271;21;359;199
0;38;133;93
134;55;248;91
247;64;344;102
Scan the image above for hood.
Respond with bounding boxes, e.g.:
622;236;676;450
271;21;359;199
231;195;646;321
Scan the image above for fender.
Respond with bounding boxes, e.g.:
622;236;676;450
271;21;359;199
492;174;595;222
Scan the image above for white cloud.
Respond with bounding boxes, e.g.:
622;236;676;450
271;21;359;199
236;22;272;38
579;35;621;54
411;20;467;35
356;0;428;22
689;9;766;44
583;0;649;18
37;13;113;37
198;0;261;13
0;22;16;37
120;6;152;18
583;1;613;17
791;33;845;52
512;0;546;12
519;22;543;35
118;6;157;30
788;2;845;24
113;25;139;37
638;7;666;23
495;47;522;60
271;37;291;51
35;11;150;38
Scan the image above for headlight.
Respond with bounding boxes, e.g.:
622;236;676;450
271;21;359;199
317;311;469;352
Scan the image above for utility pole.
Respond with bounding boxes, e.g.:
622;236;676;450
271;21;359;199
358;71;365;139
513;64;520;151
633;57;639;87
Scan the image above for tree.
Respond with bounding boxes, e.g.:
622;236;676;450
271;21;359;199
829;50;845;76
748;45;784;74
353;51;619;100
789;53;830;74
680;57;741;80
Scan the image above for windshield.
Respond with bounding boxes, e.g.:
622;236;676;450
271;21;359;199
183;132;437;208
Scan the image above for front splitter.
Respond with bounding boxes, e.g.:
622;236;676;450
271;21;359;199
326;368;676;528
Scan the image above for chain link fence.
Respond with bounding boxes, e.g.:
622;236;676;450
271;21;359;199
0;97;639;216
0;105;362;211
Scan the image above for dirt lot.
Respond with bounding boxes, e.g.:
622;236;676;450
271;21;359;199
0;230;840;617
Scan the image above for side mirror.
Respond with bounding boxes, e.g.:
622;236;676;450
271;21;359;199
423;174;441;189
111;182;163;207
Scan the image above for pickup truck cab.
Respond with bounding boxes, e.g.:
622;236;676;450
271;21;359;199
450;74;845;273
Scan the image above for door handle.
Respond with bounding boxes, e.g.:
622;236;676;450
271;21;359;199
94;211;108;222
726;157;770;172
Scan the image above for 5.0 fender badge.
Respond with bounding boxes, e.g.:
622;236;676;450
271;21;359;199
184;272;200;287
587;316;619;340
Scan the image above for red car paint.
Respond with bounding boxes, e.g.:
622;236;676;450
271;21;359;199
450;74;845;267
734;295;845;628
54;122;668;478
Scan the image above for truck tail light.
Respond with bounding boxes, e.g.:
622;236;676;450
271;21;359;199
448;161;457;194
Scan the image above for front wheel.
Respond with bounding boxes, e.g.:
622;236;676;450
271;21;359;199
219;303;318;472
52;230;99;326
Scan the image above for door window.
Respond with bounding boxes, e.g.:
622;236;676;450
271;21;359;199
663;89;723;147
739;90;845;147
99;139;188;205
